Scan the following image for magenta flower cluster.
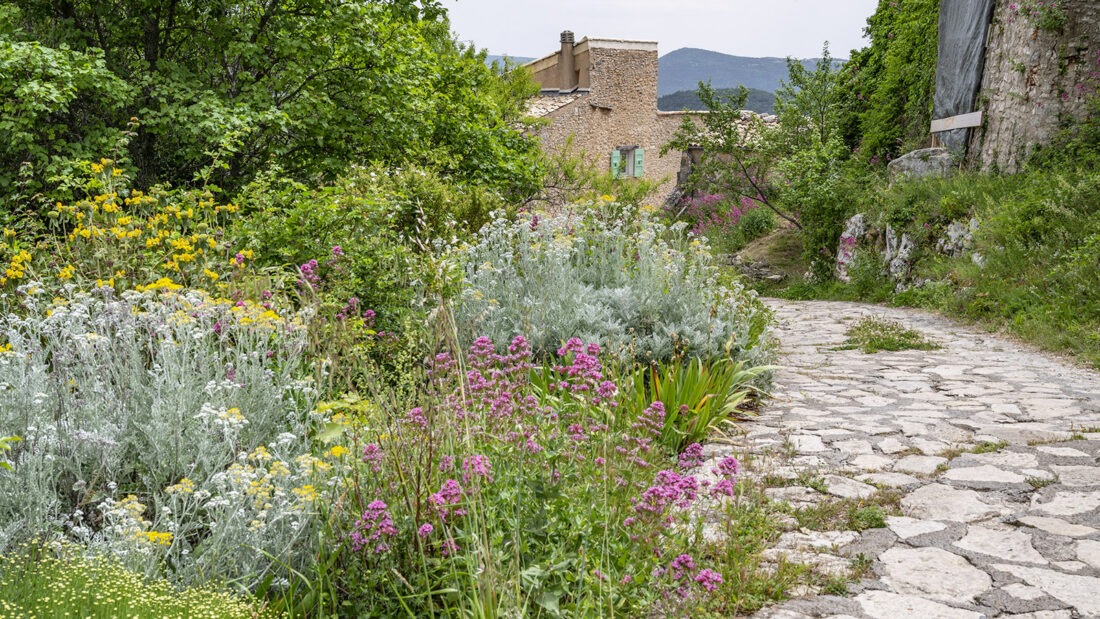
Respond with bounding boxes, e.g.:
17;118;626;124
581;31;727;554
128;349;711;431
674;193;762;237
350;500;398;554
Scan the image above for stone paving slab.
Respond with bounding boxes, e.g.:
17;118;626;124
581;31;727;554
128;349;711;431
738;300;1100;619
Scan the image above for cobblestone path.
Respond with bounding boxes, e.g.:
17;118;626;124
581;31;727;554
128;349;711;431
742;299;1100;619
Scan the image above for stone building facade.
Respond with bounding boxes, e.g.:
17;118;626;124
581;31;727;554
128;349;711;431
971;0;1100;171
523;32;695;198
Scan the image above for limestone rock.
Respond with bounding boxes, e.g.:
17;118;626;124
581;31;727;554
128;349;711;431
879;547;992;602
887;147;955;182
855;590;984;619
901;483;1010;522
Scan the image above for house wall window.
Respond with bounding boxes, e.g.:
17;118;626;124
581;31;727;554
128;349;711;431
610;146;644;178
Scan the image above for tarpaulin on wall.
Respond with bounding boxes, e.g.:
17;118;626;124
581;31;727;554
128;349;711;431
933;0;996;154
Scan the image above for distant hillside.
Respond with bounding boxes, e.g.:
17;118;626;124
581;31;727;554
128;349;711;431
658;48;842;97
659;87;775;114
486;54;535;67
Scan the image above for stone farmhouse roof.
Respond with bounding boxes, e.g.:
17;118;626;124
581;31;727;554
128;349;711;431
526;91;589;118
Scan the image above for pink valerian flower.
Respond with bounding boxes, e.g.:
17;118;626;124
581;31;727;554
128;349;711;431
567;424;586;442
429;479;466;521
710;479;735;497
709;456;741;497
403;407;428;428
715;456;740;477
669;553;695;580
335;296;359;321
557;337;585;357
440;538;460;557
694;568;723;592
331;245;344;257
633;401;665;439
468;336;497;369
622;401;665;466
438;455;455;472
678;443;705;470
631;470;699;518
417;523;433;538
349;500;398;553
361;443;384;472
362;309;376;327
461;454;493;485
299;259;320;286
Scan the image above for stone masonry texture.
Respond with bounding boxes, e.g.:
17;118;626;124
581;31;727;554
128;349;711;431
973;0;1099;171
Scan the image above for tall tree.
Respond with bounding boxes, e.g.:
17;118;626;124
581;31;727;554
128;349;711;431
2;0;539;201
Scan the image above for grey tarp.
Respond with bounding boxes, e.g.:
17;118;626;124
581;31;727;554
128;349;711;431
933;0;996;155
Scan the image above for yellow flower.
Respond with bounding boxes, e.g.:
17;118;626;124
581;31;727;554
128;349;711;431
203;268;220;281
58;265;75;280
326;445;349;459
292;485;318;502
165;478;196;495
136;277;182;292
135;531;173;546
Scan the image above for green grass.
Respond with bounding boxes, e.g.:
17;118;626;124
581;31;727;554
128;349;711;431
841;316;940;353
0;542;274;619
783;490;901;532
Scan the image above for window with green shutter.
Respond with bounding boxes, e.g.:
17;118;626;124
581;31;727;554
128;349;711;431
612;146;643;179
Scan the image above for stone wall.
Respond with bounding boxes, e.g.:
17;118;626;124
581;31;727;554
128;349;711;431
972;0;1100;171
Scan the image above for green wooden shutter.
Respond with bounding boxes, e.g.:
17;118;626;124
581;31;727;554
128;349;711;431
610;149;622;178
633;148;644;177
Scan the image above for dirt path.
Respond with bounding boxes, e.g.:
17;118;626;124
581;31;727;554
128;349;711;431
742;299;1100;619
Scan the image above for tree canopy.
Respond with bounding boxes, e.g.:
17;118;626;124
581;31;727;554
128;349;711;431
0;0;540;204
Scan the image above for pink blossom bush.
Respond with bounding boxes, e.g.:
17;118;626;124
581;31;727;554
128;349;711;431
334;335;743;616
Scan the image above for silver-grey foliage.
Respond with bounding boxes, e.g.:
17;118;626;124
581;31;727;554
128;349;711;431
456;204;774;365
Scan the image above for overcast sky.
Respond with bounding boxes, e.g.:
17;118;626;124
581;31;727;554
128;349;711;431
440;0;881;60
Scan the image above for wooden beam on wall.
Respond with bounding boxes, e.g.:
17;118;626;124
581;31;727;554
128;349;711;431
931;111;983;133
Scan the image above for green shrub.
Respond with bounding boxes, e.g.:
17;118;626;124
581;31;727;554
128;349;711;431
455;199;774;365
234;165;487;331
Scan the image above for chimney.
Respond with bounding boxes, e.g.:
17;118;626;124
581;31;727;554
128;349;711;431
559;30;576;92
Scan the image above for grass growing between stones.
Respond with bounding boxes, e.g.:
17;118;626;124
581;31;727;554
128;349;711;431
941;440;1011;461
839;316;940;354
783;490;902;532
698;483;813;615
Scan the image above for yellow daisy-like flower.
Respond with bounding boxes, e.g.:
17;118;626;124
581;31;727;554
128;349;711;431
165;478;196;495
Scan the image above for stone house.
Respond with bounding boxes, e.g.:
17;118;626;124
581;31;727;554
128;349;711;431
523;31;696;198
